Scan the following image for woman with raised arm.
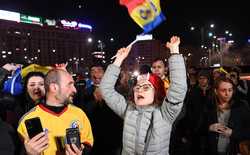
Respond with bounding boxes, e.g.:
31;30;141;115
100;36;187;155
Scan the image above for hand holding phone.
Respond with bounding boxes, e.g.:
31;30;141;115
24;132;49;155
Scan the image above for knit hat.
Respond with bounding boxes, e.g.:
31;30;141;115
137;73;166;100
148;74;166;98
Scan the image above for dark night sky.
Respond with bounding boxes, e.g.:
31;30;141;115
0;0;249;46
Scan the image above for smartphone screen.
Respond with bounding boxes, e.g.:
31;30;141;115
25;117;43;139
66;128;81;149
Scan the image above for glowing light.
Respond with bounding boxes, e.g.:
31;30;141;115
78;23;92;30
133;71;139;77
87;37;93;43
45;19;56;26
0;10;20;22
61;20;77;27
60;20;92;30
208;32;213;37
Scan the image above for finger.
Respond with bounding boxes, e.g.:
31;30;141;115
171;36;175;42
34;135;48;147
37;143;49;153
65;144;75;154
29;132;46;143
71;144;81;154
31;136;48;152
176;37;180;43
80;144;85;150
216;130;225;134
166;42;170;48
66;149;70;155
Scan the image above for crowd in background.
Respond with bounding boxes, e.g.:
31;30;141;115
0;36;250;155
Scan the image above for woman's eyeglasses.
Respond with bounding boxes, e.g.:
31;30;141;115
133;84;153;92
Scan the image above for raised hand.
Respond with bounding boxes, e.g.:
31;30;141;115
166;36;180;54
113;46;132;67
54;62;68;71
2;63;21;72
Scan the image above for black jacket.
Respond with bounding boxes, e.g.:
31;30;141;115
0;118;19;155
204;99;250;155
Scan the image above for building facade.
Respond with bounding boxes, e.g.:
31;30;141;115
0;19;93;72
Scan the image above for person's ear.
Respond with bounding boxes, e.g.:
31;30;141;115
49;83;59;93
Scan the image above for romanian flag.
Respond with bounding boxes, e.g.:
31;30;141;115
120;0;166;33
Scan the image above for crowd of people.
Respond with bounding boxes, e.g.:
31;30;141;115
0;36;250;155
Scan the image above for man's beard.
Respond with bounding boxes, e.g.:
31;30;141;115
55;88;74;105
63;96;74;105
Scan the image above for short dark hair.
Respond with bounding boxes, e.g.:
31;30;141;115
24;72;45;90
152;58;166;67
90;63;106;70
139;64;152;74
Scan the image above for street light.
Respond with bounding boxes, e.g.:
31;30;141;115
87;37;93;43
210;24;215;28
208;32;213;37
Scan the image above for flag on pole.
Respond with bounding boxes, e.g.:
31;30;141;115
120;0;166;33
